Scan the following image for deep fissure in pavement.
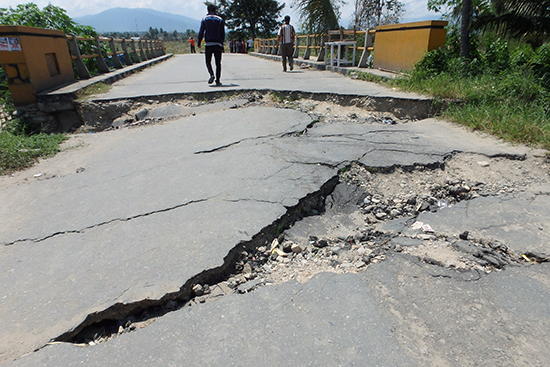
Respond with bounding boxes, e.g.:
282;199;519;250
33;93;548;353
54;175;341;345
75;89;436;133
54;154;548;347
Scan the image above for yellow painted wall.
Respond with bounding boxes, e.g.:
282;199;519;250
373;21;448;72
0;26;75;106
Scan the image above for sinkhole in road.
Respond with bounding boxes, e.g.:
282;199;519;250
54;147;549;347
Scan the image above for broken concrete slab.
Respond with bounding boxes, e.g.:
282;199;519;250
8;254;550;367
0;104;546;363
0;106;314;245
7;270;416;367
411;190;550;256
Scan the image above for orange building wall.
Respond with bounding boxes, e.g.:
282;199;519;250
0;26;75;106
373;21;448;72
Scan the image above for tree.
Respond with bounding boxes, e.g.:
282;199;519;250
353;0;404;30
293;0;341;35
473;0;550;47
218;0;284;39
0;3;95;36
461;0;472;60
146;27;160;40
427;0;491;62
185;29;197;39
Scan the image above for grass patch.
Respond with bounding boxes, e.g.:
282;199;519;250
164;41;192;55
390;69;550;149
354;70;391;84
352;34;550;151
76;82;111;100
0;131;67;175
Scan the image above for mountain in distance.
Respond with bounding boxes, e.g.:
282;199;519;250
74;8;200;33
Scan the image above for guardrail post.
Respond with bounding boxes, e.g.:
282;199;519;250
145;40;153;59
121;39;133;65
317;35;326;62
138;40;148;60
94;36;110;73
67;33;91;79
304;35;311;60
293;36;300;58
108;37;123;69
130;39;141;63
260;39;264;53
151;40;156;57
358;30;374;68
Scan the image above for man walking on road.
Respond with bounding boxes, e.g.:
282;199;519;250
276;15;295;72
198;4;225;86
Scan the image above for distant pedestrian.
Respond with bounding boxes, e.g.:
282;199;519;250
188;37;196;53
229;39;234;53
276;15;295;72
198;4;225;86
247;38;253;52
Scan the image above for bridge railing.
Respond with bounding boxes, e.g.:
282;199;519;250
254;27;375;68
66;35;166;79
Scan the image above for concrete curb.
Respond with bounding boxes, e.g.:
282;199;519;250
250;52;398;79
40;54;174;97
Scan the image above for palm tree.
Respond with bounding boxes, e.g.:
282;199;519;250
293;0;340;35
474;0;550;47
461;0;472;60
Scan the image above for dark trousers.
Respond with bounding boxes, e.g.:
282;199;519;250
190;45;195;53
205;45;223;82
281;43;294;71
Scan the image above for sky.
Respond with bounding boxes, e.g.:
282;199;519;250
0;0;441;26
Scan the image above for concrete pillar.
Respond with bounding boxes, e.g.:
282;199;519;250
138;40;148;60
293;36;300;58
304;35;311;60
67;33;91;79
94;36;110;73
109;38;123;69
121;39;133;65
130;39;140;63
358;30;374;68
317;36;327;62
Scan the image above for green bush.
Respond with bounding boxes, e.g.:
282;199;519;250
393;32;550;149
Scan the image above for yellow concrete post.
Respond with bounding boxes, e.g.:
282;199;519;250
0;26;75;106
373;21;448;72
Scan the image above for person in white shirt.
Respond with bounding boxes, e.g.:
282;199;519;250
276;15;295;72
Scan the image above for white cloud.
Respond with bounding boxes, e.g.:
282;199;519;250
0;0;440;25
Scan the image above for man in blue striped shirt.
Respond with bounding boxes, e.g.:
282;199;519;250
198;4;225;86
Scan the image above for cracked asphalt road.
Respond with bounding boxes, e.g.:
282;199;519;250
2;54;550;366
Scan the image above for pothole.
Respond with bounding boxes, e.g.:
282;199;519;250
54;151;550;348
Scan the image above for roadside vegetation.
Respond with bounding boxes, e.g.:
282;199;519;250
0;3;90;175
358;32;550;150
164;40;192;54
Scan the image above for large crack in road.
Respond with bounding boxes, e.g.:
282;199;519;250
56;155;549;348
2;94;550;366
52;98;550;346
